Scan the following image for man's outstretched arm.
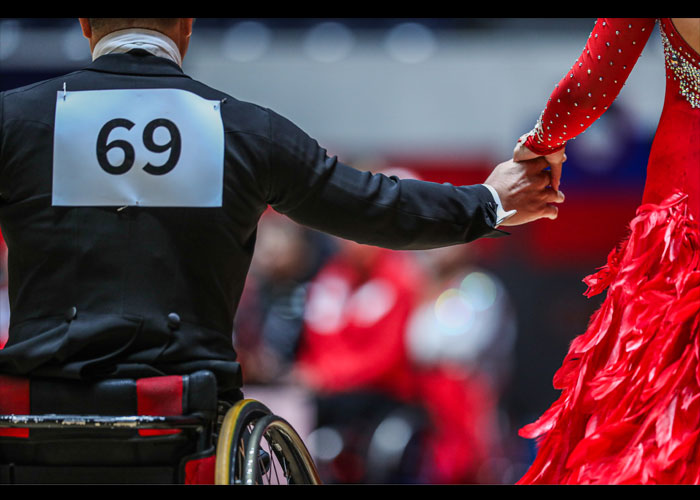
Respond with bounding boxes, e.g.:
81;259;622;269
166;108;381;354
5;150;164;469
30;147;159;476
262;110;563;250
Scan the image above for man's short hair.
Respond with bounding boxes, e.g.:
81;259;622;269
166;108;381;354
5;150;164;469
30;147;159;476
87;18;180;35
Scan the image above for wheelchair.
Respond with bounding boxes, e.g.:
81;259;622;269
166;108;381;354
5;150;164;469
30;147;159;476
0;370;321;484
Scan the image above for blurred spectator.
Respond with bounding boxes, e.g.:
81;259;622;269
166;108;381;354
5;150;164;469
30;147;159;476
233;210;335;384
407;245;516;391
296;238;430;483
297;242;425;399
406;245;518;484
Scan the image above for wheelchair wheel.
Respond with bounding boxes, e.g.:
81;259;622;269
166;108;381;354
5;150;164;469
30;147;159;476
215;399;272;485
242;413;322;485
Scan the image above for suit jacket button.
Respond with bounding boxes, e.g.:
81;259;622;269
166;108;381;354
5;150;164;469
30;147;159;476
65;306;77;321
167;312;181;330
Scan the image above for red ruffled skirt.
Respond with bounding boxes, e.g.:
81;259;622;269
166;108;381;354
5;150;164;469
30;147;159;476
518;192;700;484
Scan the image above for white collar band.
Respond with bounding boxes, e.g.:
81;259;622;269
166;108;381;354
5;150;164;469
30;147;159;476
92;28;182;67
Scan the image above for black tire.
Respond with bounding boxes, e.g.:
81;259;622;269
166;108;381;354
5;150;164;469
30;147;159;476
242;413;322;485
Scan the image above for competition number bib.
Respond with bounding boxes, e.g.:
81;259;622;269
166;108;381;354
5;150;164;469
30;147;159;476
53;88;224;207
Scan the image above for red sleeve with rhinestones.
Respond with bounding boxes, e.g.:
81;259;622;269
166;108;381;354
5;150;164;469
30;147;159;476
523;18;657;156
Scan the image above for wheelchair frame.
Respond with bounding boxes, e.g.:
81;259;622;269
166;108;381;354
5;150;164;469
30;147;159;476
0;391;321;484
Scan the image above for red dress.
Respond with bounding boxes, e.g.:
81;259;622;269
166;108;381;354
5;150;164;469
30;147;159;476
517;18;700;484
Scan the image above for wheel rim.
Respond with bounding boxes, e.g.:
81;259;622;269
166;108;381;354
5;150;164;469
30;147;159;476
243;414;322;485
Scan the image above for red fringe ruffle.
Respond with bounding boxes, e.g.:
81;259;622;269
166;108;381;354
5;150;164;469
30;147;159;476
518;192;700;484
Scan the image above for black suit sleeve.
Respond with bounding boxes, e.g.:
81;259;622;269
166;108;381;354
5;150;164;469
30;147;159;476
263;109;506;250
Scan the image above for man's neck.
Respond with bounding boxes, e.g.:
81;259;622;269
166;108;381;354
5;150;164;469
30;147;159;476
91;28;183;67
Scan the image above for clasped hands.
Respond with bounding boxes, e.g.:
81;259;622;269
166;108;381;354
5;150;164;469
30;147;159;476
484;139;567;227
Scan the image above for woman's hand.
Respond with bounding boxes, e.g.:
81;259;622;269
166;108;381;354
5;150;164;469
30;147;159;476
513;135;567;193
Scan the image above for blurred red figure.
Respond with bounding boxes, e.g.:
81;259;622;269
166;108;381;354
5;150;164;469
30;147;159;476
406;245;517;484
298;242;422;401
297;238;505;483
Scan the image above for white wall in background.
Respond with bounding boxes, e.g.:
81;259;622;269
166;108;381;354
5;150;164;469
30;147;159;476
185;24;664;159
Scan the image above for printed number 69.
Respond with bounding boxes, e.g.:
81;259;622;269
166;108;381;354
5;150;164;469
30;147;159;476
96;118;181;175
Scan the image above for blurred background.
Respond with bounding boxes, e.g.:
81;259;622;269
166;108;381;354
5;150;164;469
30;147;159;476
0;18;665;484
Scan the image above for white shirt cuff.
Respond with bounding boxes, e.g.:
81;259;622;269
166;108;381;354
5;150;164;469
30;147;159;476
482;184;517;227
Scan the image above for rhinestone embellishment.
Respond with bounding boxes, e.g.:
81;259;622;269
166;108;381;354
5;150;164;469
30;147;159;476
660;21;700;109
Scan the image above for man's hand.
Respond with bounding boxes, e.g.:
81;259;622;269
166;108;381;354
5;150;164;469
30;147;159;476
484;157;565;226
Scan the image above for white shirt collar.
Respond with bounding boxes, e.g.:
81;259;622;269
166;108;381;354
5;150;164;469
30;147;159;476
92;28;183;67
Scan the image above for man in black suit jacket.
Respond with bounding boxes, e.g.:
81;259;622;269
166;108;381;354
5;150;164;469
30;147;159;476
0;18;563;400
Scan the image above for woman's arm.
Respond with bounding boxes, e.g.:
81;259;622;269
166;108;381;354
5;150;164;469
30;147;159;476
514;18;657;191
